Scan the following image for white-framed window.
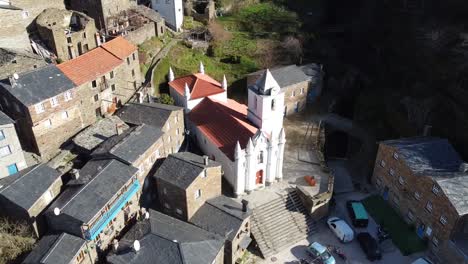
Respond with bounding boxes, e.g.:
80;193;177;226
432;236;439;247
176;128;180;135
167;135;171;142
62;111;69;119
0;130;5;141
35;103;45;114
176;208;183;215
440;215;447;226
380;160;386;167
426;201;433;213
258;151;264;164
393;152;399;160
50;97;59;107
202;170;207;178
432;184;440;195
167;122;170;130
21;10;29;18
194;189;201;199
110;71;114;79
0;145;11;157
398;176;405;185
425;226;432;237
44;119;52;128
175;115;179;123
414;191;421;200
407;210;415;221
300;87;304;94
389;168;395;176
64;91;72;101
376;177;382;187
291;91;296;97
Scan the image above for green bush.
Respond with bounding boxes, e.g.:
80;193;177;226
159;93;175;105
237;3;300;36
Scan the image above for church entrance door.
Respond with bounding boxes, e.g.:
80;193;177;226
256;170;263;184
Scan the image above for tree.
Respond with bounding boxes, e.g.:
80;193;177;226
159;93;175;105
0;218;36;263
281;36;303;64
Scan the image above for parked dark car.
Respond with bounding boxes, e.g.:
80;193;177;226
357;232;382;261
346;200;369;227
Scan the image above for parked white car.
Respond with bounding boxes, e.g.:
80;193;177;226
327;217;354;243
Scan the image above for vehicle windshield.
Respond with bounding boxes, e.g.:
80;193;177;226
321;251;332;260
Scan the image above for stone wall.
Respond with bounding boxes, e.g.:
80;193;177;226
283;81;309;116
124;22;156;45
0;123;27;178
36;11;98;61
0;0;66;51
186;165;222;219
227;217;250;264
372;143;460;245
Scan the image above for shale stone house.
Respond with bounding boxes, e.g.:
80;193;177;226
0;110;27;178
372;137;468;264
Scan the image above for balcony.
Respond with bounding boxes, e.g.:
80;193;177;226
85;180;140;240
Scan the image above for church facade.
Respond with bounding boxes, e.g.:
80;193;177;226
168;63;286;196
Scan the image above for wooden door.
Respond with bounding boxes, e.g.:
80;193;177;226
256;170;263;184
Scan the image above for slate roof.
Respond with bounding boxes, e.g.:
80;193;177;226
382;137;468;215
101;36;137;60
0;164;61;211
133;5;163;22
0;65;75;106
0;110;13;125
72;116;130;152
190;195;251;241
117;102;182;129
23;233;86;264
107;210;224;264
189;98;258;160
169;73;225;100
50;159;138;224
249;65;310;90
154;152;220;189
57;45;122;86
92;124;163;164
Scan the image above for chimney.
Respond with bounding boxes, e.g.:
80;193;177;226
112;239;119;252
95;32;102;46
423;125;432;136
116;123;124;135
9;73;19;87
241;199;249;212
70;169;80;180
460;163;468;173
203;155;209;166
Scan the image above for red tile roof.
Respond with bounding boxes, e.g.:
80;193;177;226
189;98;258;160
101;36;137;60
57;47;122;85
169;73;225;100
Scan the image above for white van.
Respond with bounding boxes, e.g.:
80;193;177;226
327;217;354;243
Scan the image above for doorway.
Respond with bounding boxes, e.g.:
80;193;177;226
256;170;263;185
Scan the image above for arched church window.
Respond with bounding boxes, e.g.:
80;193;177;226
258;151;264;164
271;99;276;111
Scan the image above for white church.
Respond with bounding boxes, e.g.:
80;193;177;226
168;63;286;196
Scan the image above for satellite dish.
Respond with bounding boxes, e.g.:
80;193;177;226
144;211;149;219
53;207;61;216
13;73;19;80
133;240;141;252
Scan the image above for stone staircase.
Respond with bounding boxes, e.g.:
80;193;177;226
250;189;318;258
